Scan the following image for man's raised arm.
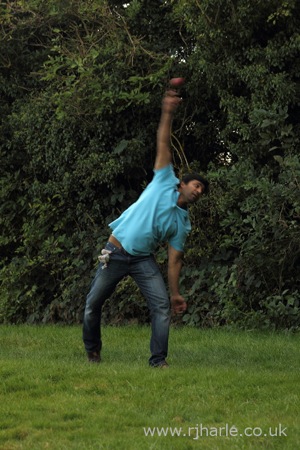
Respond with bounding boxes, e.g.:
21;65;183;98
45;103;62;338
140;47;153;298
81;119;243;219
154;88;182;170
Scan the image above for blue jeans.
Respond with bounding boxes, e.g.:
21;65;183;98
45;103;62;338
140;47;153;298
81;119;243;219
82;242;171;366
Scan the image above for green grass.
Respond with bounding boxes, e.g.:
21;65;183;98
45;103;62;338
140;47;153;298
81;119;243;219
0;325;299;449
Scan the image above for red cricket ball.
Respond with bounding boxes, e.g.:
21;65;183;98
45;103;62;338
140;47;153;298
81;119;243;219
169;77;185;87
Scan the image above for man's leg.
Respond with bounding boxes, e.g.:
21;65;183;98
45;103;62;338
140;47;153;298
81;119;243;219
130;255;171;366
82;244;128;358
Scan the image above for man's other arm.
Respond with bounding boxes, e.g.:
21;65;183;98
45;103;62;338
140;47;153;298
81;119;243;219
168;244;187;315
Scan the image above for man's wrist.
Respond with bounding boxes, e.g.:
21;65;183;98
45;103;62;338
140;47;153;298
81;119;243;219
161;108;175;117
171;293;183;300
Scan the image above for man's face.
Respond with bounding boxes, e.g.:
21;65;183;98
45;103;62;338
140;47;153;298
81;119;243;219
179;179;205;204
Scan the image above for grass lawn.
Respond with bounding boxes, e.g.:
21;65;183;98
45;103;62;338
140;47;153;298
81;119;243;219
0;325;299;449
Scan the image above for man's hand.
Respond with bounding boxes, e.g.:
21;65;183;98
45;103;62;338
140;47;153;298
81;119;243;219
171;294;187;315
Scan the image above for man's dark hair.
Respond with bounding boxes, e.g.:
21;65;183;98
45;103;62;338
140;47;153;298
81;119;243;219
181;173;209;194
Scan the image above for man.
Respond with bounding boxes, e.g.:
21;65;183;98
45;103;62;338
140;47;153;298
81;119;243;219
82;82;208;367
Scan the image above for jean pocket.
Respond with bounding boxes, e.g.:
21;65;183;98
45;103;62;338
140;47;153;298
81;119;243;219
140;257;160;277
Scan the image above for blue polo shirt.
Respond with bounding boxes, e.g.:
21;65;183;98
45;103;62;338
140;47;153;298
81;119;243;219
109;164;191;255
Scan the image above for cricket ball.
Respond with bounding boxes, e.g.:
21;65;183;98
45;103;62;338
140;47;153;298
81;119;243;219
169;77;185;87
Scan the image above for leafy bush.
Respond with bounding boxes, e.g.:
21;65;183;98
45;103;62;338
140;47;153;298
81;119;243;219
182;155;300;330
0;0;299;330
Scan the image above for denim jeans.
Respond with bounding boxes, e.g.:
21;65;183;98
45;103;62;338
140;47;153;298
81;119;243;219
82;242;171;366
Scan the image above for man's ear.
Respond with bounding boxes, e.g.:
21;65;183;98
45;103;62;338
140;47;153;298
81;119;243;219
178;181;186;190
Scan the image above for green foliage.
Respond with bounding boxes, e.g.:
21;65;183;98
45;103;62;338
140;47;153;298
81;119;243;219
174;0;300;330
0;0;299;329
182;155;300;330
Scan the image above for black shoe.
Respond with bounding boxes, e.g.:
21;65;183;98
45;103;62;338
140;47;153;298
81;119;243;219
87;351;101;363
151;361;169;369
